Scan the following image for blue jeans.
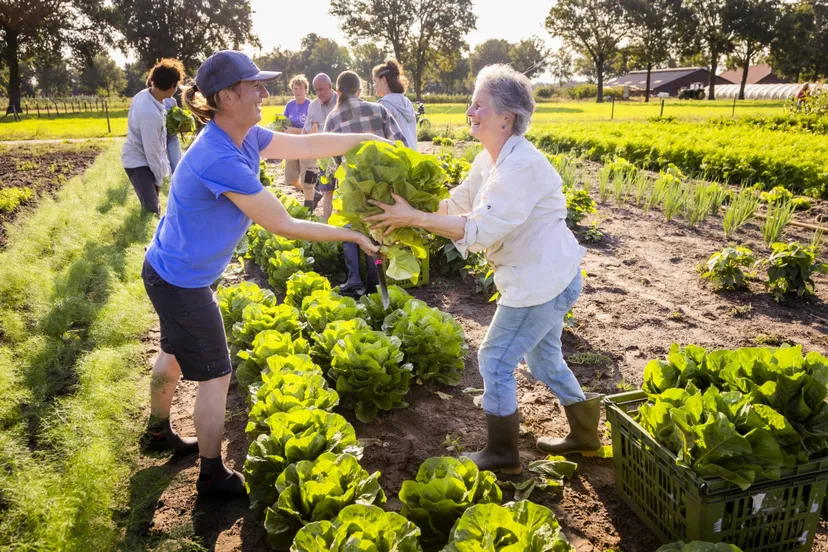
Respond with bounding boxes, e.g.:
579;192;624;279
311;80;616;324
479;272;585;416
167;133;182;174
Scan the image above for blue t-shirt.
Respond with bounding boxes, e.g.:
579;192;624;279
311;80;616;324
145;120;275;288
283;99;310;129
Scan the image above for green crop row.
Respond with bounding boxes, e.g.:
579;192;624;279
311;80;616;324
0;187;34;214
531;121;828;197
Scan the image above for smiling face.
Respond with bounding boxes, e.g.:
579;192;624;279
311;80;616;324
466;88;512;144
222;80;270;126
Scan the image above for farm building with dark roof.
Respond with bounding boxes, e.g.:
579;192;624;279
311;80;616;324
605;67;734;97
718;64;789;85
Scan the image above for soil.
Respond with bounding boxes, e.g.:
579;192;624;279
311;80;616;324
129;147;828;552
0;141;104;245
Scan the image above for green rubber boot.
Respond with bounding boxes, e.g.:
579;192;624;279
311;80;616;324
465;411;522;474
536;393;602;455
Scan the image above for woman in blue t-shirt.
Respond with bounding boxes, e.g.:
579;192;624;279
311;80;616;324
282;74;311;192
141;51;380;500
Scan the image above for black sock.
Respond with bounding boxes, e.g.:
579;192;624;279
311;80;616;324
200;456;233;480
303;199;314;209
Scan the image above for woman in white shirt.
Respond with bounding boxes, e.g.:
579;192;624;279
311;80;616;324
122;58;185;215
365;64;598;473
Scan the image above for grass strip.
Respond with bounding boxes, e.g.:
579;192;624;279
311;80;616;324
0;142;158;551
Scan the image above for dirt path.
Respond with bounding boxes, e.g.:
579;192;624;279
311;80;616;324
126;152;828;552
0;137;118;146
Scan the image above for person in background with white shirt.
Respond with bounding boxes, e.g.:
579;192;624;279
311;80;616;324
365;64;598;473
122;58;185;215
373;59;418;151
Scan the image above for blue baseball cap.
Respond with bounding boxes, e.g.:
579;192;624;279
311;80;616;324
195;50;281;96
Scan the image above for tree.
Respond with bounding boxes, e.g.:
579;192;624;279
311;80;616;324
1;0;116;113
686;0;741;100
351;43;388;94
76;53;126;96
574;48;630;83
768;0;828;81
546;0;628;102
114;0;259;74
255;47;299;95
122;61;147;97
509;37;551;79
330;0;476;99
299;35;352;87
730;0;781;99
34;60;75;97
549;47;574;86
470;39;511;75
429;51;471;94
622;0;684;102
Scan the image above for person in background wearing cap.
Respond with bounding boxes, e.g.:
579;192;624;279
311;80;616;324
122;58;185;215
140;50;381;500
301;73;338;220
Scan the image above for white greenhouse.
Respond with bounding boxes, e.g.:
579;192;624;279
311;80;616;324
713;83;824;100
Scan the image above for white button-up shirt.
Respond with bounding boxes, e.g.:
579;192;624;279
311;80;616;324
121;88;170;185
447;135;586;308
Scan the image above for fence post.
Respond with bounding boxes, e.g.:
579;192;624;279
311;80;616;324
36;104;40;119
611;95;615;120
731;95;737;118
25;103;29;115
46;104;50;116
660;99;665;117
105;101;111;133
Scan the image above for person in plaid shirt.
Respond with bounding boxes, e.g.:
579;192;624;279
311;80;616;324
324;70;412;295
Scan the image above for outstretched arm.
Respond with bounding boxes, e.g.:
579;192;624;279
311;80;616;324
260;132;391;161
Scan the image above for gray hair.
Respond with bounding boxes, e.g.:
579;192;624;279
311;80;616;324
474;64;535;136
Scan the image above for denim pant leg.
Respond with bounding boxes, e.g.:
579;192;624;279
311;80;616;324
524;273;586;406
167;134;182;174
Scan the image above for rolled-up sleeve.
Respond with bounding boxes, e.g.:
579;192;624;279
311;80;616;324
140;105;170;185
453;164;543;258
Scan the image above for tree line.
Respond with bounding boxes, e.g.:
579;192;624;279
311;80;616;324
1;0;826;112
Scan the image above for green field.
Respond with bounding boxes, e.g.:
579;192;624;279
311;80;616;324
0;100;789;141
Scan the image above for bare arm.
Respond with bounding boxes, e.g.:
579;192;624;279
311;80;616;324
365;194;466;241
224;188;379;254
260;132;389;161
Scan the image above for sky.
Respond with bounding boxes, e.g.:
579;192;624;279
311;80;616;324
111;0;563;78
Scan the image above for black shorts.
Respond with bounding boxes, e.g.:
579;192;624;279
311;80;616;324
142;259;232;381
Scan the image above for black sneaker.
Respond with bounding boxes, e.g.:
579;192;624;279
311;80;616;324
196;470;247;499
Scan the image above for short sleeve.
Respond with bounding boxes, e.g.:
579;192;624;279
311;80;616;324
200;156;264;199
251;125;275;151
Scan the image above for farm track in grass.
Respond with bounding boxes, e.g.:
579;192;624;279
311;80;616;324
126;149;828;551
0;141;104;245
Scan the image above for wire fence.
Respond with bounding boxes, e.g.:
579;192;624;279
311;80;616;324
0;96;131;119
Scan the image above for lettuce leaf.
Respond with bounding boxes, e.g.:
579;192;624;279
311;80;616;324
442;500;574;551
235;330;309;395
329;328;413;422
359;285;413;330
383;299;468;385
216;282;276;334
309;318;370;371
246;371;339;435
231;303;304;350
285;271;331;310
399;456;501;543
264;453;385;549
301;289;367;334
291;504;422;551
330;140;450;283
243;411;361;514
